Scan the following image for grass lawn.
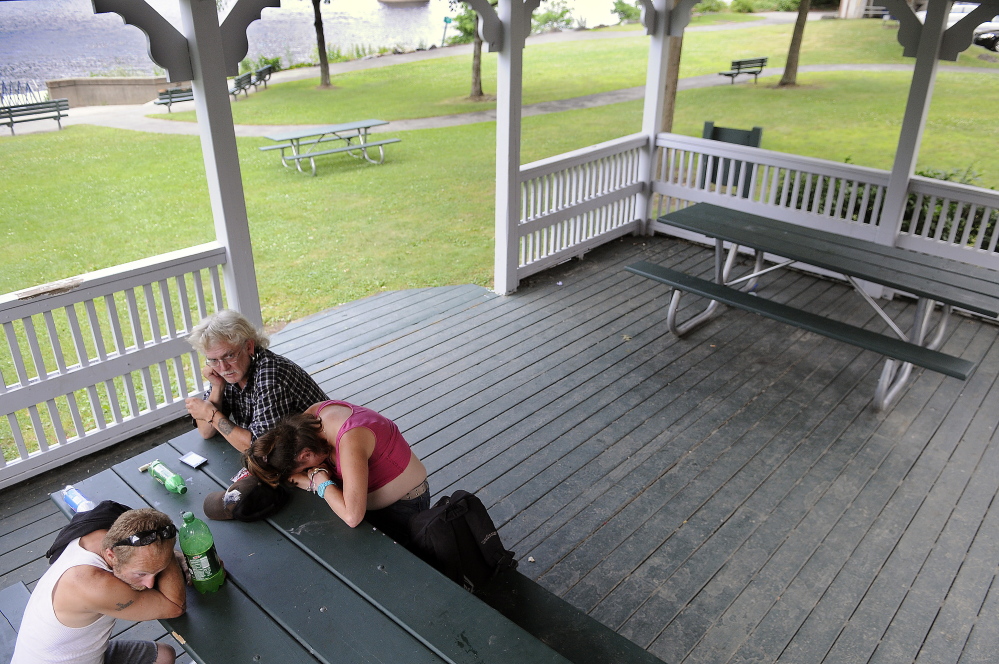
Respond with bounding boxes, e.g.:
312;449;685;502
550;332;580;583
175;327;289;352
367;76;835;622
160;19;999;125
4;70;996;322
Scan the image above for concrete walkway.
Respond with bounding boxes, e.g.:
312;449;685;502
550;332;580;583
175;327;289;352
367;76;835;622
7;12;996;138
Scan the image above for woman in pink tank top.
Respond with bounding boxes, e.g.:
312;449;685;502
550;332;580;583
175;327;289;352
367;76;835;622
245;401;429;545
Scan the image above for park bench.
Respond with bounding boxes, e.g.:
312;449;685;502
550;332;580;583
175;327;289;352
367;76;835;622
627;203;999;410
228;72;252;101
252;64;273;89
718;57;768;84
0;98;69;135
152;87;193;112
0;581;29;663
49;430;666;664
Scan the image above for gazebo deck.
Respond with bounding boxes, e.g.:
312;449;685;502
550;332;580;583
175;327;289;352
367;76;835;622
3;234;999;664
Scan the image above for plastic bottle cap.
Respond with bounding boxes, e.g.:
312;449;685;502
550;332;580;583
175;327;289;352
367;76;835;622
182;512;195;522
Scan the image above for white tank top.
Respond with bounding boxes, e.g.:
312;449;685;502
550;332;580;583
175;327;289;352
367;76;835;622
11;538;117;664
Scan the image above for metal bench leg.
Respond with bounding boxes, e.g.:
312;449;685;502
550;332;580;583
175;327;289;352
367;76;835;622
666;241;752;337
361;144;387;165
873;298;950;411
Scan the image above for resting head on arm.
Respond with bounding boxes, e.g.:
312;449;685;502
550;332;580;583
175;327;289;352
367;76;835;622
246;412;371;528
184;309;269;451
56;509;187;628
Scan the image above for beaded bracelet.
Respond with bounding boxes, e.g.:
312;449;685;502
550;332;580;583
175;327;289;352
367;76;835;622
315;479;335;499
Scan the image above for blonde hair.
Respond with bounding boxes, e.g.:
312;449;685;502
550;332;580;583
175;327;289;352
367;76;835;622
188;309;269;355
102;508;175;565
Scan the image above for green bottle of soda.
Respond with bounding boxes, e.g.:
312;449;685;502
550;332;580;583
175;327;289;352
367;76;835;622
178;512;225;593
143;460;187;494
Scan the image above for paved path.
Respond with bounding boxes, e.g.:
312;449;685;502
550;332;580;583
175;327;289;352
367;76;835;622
7;12;998;138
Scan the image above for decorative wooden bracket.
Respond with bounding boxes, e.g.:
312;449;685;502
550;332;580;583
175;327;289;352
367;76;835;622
883;0;999;61
92;0;192;81
220;0;282;76
91;0;280;81
667;0;701;37
465;0;544;52
637;0;657;35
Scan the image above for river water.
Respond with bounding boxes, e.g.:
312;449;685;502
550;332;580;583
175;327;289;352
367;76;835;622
0;0;617;83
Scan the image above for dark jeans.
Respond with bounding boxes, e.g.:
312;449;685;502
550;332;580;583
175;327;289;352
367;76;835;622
366;489;431;548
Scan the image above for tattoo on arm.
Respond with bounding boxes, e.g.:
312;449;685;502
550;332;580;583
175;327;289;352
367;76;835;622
217;416;234;436
115;600;135;611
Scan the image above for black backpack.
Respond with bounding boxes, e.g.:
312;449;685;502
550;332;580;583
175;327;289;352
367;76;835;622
408;490;518;593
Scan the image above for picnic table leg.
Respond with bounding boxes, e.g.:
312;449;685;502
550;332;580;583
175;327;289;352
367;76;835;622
666;241;757;337
874;298;952;410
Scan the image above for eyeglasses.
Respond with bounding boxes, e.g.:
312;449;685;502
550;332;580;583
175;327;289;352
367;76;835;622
205;346;244;367
111;524;177;548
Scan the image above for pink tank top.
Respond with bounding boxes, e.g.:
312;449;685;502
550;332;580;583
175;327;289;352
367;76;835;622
315;400;412;492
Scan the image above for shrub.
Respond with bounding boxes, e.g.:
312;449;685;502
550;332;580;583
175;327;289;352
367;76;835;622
730;0;756;13
532;0;574;33
239;55;281;74
776;0;801;10
693;0;727;12
611;0;642;22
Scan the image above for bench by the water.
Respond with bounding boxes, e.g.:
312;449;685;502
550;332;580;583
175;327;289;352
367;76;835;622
228;72;252;101
0;99;69;135
627;203;999;410
261;119;401;176
153;88;193;112
48;430;662;664
718;57;768;84
252;65;273;89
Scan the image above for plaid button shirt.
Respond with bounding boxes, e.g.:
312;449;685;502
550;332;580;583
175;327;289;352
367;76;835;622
204;348;328;440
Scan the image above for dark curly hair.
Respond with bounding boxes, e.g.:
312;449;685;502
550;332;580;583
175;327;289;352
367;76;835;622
245;413;330;487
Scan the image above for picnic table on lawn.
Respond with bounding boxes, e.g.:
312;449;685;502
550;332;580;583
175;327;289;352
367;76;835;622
48;430;663;664
260;119;401;176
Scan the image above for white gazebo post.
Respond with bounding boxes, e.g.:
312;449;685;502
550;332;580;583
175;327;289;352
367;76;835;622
179;0;264;327
486;0;541;295
636;0;692;231
875;0;952;247
91;0;273;328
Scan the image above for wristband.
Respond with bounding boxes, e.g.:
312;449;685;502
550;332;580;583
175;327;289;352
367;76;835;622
315;480;335;499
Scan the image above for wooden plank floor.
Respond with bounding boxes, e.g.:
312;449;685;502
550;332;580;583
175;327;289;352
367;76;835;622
3;234;999;664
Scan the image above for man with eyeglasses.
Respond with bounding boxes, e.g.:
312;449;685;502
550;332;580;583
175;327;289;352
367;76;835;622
184;309;327;453
12;508;187;664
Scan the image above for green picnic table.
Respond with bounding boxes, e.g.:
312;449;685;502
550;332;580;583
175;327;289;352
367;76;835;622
260;120;401;176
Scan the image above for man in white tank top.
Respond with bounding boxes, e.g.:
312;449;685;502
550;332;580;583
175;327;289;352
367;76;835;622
12;508;187;664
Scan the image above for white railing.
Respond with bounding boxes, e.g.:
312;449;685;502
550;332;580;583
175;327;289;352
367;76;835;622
0;243;227;489
899;175;999;269
651;132;999;273
516;133;647;278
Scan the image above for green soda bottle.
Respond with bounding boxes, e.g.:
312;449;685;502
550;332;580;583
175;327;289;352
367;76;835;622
178;512;225;593
143;460;187;494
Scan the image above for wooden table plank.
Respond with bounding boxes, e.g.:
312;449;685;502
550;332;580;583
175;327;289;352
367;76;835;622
175;433;572;664
65;469;323;664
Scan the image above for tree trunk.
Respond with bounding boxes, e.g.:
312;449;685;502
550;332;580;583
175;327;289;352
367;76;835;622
313;0;331;89
471;29;484;98
778;0;811;87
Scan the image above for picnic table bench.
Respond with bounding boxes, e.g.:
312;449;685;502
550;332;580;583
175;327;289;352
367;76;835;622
48;429;663;664
229;72;252;101
260;119;401;176
0;581;29;663
1;98;69;135
718;57;768;84
627;203;999;410
152;88;193;112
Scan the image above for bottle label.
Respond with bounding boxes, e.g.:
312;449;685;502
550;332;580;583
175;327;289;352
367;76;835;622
187;546;222;581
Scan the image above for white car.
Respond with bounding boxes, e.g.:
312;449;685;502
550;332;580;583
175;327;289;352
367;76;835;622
914;2;987;29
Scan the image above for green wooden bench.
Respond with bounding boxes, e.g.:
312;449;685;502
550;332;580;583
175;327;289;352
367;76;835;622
0;582;29;663
153;88;193;112
0;99;69;135
228;73;252;101
628;203;999;410
252;65;273;90
718;57;767;84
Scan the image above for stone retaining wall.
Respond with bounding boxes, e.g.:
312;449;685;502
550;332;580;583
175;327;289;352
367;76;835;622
45;77;191;107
